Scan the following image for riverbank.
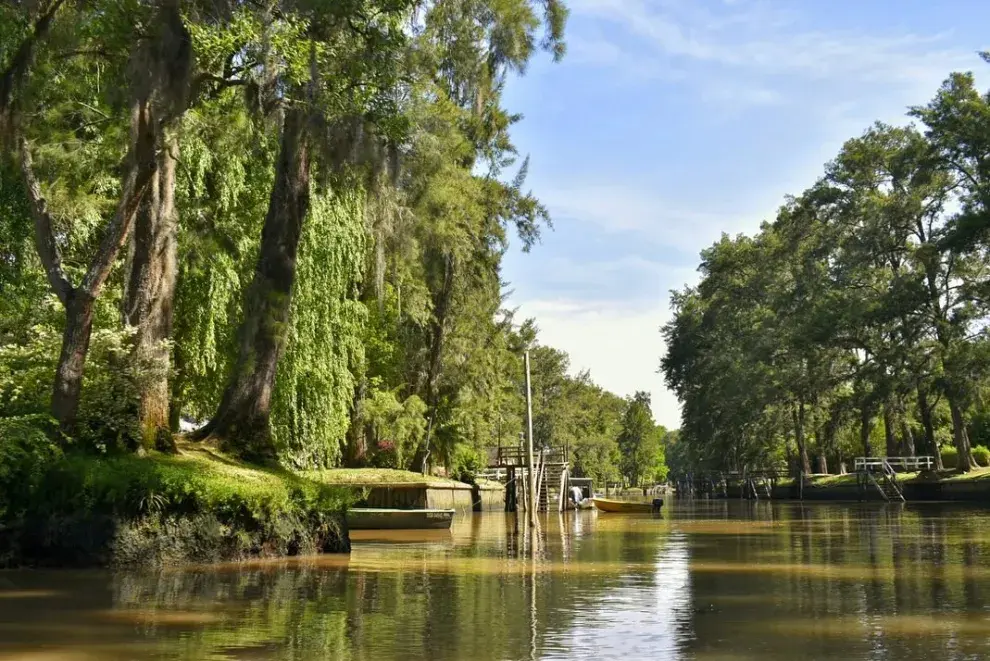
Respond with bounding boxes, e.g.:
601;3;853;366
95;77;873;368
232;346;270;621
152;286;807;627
0;440;356;568
0;433;503;567
718;468;990;501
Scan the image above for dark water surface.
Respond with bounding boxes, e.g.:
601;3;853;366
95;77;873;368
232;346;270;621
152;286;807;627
3;501;990;660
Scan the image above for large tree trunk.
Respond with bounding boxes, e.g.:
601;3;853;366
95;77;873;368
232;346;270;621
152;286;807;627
196;107;310;461
792;400;811;476
121;0;191;451
883;400;898;457
124;138;179;451
51;290;95;430
917;385;942;470
860;404;874;457
898;395;915;457
410;252;454;474
948;396;977;472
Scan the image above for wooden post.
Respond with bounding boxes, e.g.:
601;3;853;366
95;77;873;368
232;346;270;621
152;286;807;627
524;350;536;528
558;466;568;512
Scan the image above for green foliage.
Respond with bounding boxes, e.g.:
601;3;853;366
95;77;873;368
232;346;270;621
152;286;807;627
617;392;667;487
663;66;990;475
972;445;990;467
361;389;427;469
272;189;367;469
0;415;63;519
0;445;351;531
449;444;486;483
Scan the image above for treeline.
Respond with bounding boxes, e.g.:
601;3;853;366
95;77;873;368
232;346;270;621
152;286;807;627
662;64;990;475
0;0;663;485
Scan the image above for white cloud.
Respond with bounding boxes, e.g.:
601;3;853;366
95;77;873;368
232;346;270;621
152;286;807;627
538;183;770;254
517;296;690;428
566;0;978;108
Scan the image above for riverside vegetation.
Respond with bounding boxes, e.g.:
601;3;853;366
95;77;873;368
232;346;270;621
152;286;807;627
0;0;668;566
663;56;990;481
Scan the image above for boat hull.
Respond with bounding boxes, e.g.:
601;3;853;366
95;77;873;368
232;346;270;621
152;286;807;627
592;498;655;513
346;508;455;530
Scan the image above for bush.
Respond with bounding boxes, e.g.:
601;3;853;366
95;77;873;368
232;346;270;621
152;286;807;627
940;446;958;468
972;445;990;467
0;415;63;519
449;444;485;484
0;324;144;452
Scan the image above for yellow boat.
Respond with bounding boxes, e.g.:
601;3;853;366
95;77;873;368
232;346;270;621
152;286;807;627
592;498;656;513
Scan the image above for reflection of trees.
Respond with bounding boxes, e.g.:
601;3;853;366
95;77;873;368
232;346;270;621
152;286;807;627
684;503;990;659
9;506;990;660
93;513;674;660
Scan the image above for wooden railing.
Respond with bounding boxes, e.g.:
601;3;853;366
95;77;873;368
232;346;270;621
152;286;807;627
854;456;934;472
493;446;566;468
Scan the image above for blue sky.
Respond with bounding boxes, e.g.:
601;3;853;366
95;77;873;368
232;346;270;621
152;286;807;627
499;0;990;428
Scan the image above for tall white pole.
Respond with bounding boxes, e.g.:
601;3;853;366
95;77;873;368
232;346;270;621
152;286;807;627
524;350;536;528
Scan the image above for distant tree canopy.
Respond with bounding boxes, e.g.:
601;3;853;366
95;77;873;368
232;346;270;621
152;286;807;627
662;65;990;475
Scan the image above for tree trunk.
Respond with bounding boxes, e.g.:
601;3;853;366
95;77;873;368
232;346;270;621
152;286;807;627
19;100;154;436
124;138;178;452
860;405;873;457
121;0;191;451
411;252;454;474
917;385;942;470
899;396;916;457
948;396;977;472
793;400;811;475
51;290;95;432
196;107;310;462
883;400;898;457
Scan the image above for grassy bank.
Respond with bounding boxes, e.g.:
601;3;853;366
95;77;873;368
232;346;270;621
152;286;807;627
730;468;990;502
304;467;471;489
0;432;354;568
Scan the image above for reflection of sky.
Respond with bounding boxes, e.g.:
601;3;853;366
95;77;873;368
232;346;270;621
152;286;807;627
543;533;693;660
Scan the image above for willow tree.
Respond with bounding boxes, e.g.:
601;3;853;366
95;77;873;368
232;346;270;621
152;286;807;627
196;1;412;461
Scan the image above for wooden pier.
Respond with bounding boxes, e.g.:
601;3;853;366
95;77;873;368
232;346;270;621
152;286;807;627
483;445;571;512
854;456;934;502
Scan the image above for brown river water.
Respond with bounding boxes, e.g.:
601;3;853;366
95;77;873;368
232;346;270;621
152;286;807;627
2;500;990;660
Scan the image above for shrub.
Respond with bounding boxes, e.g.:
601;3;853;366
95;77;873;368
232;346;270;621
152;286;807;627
449;444;485;484
972;445;990;468
0;415;63;519
940;446;958;468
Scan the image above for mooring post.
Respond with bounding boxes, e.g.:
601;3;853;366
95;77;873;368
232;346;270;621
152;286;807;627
524;350;536;528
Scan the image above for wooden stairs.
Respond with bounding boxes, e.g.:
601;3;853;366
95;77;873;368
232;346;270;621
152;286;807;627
857;459;905;502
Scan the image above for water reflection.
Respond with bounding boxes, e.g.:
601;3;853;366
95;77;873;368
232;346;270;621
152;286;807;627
3;503;990;659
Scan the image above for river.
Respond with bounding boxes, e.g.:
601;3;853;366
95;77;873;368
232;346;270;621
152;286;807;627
2;501;990;660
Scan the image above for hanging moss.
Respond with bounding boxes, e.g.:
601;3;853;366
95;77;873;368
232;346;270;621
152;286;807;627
271;187;367;469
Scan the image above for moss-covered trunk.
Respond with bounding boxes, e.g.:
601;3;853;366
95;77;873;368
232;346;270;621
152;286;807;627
198;107;311;461
124;140;179;451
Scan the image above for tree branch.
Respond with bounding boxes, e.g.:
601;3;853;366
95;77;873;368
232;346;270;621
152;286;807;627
18;137;72;304
0;0;69;120
79;145;153;296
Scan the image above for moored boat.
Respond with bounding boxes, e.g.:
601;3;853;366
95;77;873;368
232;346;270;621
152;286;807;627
346;508;455;530
592;498;656;513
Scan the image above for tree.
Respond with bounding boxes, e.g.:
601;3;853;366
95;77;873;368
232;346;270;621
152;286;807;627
617;391;665;488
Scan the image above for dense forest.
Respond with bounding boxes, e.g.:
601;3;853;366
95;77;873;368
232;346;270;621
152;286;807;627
662;61;990;476
0;0;666;489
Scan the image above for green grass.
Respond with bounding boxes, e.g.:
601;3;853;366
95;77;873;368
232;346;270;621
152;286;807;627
1;436;352;526
304;467;470;489
937;467;990;482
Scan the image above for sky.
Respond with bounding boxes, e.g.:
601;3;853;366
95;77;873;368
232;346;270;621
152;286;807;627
499;0;990;429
